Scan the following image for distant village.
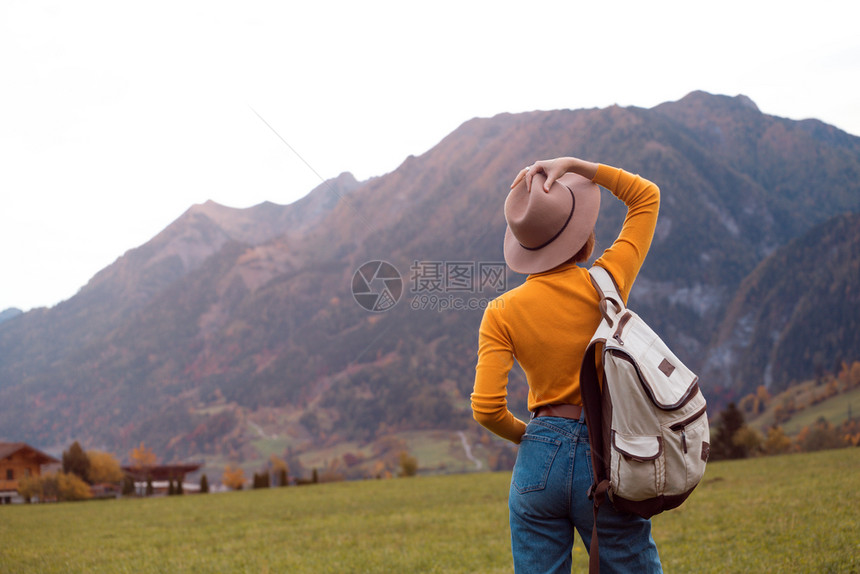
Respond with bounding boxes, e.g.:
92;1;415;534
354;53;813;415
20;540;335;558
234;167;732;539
0;441;208;504
0;438;380;505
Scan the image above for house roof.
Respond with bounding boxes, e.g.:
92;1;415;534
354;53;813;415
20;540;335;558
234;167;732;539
0;442;60;464
121;463;202;480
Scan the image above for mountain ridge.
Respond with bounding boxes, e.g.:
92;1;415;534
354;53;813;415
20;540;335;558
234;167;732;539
1;91;858;467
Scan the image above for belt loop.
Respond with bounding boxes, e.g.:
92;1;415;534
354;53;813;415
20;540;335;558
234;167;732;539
579;407;587;424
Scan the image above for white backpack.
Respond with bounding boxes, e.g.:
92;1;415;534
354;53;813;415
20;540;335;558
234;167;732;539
579;266;709;568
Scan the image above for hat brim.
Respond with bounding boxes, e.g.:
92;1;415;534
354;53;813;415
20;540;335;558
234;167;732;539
504;173;601;274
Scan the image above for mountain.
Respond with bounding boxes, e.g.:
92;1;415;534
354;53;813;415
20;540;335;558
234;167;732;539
0;308;22;325
0;172;361;396
1;91;858;467
701;212;860;394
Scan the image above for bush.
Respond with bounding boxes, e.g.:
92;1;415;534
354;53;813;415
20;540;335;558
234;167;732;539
732;426;763;456
398;452;418;477
17;472;93;502
796;418;847;452
763;426;793;455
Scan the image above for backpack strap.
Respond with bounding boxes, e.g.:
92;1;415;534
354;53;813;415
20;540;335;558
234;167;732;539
588;479;611;574
583;265;624;574
589;266;625;327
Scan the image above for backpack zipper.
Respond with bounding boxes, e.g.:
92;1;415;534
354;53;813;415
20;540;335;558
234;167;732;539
669;405;708;431
669;405;708;453
612;312;633;346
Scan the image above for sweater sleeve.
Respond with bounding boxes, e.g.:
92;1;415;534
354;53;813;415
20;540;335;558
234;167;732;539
591;164;661;302
471;301;527;443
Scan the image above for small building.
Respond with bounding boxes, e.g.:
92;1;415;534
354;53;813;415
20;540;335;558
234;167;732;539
121;463;202;496
0;442;60;504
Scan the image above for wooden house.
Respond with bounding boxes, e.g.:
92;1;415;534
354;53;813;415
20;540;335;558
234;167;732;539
0;442;60;504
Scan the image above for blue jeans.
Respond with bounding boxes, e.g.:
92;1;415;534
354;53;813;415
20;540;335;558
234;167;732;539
509;416;662;573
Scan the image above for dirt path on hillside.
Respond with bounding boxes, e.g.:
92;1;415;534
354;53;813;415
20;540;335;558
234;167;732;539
458;431;482;470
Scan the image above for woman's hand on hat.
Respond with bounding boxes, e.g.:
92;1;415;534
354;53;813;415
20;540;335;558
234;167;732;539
511;159;570;193
511;157;599;192
511;166;532;191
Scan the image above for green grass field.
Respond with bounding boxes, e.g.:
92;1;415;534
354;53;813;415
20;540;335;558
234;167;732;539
1;448;858;573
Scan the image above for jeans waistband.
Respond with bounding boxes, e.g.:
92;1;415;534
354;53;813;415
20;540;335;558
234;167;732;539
532;403;583;420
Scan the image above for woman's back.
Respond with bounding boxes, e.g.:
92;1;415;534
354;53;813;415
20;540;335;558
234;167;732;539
478;263;602;411
472;163;660;443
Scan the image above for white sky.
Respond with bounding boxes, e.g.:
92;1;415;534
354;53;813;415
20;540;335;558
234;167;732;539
1;0;859;312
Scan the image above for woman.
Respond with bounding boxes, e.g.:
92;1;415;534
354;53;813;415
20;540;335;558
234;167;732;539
472;156;663;573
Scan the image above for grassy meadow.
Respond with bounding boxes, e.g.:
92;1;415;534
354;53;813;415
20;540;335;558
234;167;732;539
748;381;860;434
1;448;858;573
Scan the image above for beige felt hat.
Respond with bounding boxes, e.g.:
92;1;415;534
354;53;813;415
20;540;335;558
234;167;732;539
503;172;601;274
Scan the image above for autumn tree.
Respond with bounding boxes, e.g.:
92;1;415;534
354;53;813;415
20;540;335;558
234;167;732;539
130;442;157;470
841;419;860;447
732;426;763;456
222;464;246;490
16;475;42;502
62;441;91;484
398;451;418;477
763;426;793;455
796;418;846;452
849;361;860;390
87;450;124;484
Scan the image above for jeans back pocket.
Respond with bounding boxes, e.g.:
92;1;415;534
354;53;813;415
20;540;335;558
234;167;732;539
512;434;562;494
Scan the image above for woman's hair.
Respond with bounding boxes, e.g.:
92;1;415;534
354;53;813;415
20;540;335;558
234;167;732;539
566;231;596;265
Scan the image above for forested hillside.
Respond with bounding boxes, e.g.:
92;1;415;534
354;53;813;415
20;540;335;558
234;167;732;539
1;91;858;468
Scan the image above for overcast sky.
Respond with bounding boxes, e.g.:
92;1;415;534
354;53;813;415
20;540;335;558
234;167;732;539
2;0;858;313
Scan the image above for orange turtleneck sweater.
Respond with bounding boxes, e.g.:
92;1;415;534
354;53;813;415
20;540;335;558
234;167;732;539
471;164;660;443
